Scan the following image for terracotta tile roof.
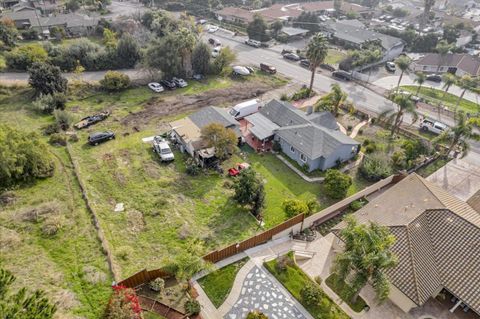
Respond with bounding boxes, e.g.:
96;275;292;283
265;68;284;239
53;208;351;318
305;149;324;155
333;173;480;313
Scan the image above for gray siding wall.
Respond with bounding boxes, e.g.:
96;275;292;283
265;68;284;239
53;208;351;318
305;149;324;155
278;137;358;172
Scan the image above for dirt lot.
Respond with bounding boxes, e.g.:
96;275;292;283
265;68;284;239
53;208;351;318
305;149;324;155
121;81;277;127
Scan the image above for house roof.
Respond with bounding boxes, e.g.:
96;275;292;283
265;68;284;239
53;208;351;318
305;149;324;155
333;173;480;313
1;11;98;28
259;99;358;159
244;112;279;140
215;7;255;23
415;53;480;76
325;20;403;50
189;106;240;133
253;3;303;20
301;1;334;12
281;26;309;36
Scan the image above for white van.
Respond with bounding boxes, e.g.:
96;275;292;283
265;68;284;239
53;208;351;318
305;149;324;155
229;99;261;120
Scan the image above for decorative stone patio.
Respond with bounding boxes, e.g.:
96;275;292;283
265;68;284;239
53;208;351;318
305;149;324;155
224;266;306;319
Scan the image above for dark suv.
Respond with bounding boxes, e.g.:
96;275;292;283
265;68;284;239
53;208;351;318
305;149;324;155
88;131;115;145
160;79;177;90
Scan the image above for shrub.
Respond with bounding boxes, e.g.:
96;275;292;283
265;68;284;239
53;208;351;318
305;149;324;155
100;71;130;91
21;28;38;40
184;299;200;315
49;133;67;146
306;198;319;216
185;158;201;176
280;93;288;101
275;254;294;273
6;44;48;70
291;86;313;101
282;198;308;218
324;169;352;199
68;134;79;143
365;144;376;154
28;62;68;95
43;123;60;135
358;129;363;135
246;310;269;319
401;139;430;162
347;125;353;131
272;140;282;152
116;246;133;261
300;283;322;306
360;154;393;181
314;275;322;285
148;277;165;293
392;150;407;169
33;93;67;114
53;109;72;130
0;124;55;188
349;199;366;211
105;285;142;319
41;215;63;236
362;139;370;146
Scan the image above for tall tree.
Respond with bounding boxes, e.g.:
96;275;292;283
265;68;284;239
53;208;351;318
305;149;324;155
28;62;68;96
0;18;18;48
414;72;426;96
116;34;141;68
421;0;435;28
144;35;182;78
305;33;328;96
191;42;210;75
201;123;237;160
442;73;457;97
435;40;452;72
314;83;348;116
247;14;270;42
454;75;478;115
0;267;56;318
331;215;397;303
270;20;283;38
232;169;265;218
433;111;474;158
384;94;418;136
175;27;197;77
394;55;411;93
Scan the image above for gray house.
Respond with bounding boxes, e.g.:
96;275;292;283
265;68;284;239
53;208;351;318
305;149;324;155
245;99;359;172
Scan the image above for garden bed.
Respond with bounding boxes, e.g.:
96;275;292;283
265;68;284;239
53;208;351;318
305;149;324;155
264;252;349;319
325;273;368;312
198;257;249;308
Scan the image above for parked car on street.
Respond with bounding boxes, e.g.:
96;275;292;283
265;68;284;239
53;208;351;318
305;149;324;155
245;39;261;47
172;77;188;88
283;52;301;61
426;74;442;82
148;82;164;93
299;59;310;68
232;66;252;76
160;79;177;90
74;111;110;129
208;38;221;46
207;25;219;33
192;74;204;80
332;70;352;81
419;118;448;134
260;63;276;74
88;131;115;145
153;136;174;162
319;63;335;72
385;61;396;72
212;46;221;58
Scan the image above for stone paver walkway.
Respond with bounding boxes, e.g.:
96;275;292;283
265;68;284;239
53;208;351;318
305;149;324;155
224;266;306;319
350;120;368;139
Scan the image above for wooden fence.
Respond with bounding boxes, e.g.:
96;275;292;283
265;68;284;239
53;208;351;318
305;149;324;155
203;213;305;263
118;268;172;288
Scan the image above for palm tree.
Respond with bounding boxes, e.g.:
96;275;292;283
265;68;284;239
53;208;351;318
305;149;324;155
332;215;397;304
414;72;426;96
454;75;478;115
435;40;452;72
306;33;328;96
433;111;473;158
176;27;197;77
384;94;418;136
394;56;411;93
315;83;348;116
442;73;457;97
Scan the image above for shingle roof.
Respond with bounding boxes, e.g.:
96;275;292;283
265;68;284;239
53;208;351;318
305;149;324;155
215;7;255;23
415;53;480;76
259;99;358;159
188;106;241;136
1;11;98;28
244;112;279;140
333;173;480;313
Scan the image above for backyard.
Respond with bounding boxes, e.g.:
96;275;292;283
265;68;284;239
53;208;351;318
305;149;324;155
401;85;479;114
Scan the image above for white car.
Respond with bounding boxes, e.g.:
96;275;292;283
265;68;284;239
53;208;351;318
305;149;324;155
212;46;221;58
419;119;448;135
232;66;252;76
245;39;261;48
153;136;174;162
208;25;219;33
148;82;164;93
172;77;188;88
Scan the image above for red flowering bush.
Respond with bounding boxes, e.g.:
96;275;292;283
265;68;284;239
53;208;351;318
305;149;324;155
104;285;142;319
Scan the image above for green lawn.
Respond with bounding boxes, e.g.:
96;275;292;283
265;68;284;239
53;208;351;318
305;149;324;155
416;156;451;178
325;49;347;66
143;312;167;319
264;252;349;319
325;273;367;312
198;257;249;308
401;85;479;114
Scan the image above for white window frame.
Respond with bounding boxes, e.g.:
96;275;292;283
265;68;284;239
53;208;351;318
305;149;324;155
290;146;295;153
300;153;307;163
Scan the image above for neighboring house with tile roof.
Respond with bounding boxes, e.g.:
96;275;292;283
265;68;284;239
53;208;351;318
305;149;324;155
413;53;480;77
169;106;241;158
245;99;359;172
332;173;480;316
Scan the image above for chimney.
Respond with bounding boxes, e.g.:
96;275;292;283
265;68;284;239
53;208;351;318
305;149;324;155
306;105;313;115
